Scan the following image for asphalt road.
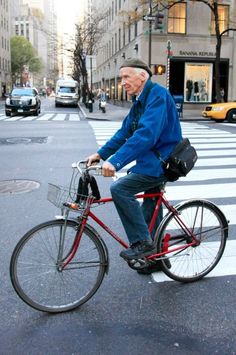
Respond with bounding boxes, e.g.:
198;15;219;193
0;99;235;355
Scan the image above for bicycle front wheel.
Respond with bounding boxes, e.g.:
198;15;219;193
156;200;228;282
10;219;107;313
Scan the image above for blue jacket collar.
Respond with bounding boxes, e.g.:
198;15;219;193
132;80;154;106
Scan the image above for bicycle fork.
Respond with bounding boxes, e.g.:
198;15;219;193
56;211;86;271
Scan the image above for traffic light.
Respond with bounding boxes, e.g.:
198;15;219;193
154;12;164;30
153;64;166;75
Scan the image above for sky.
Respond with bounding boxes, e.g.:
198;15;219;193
56;0;86;36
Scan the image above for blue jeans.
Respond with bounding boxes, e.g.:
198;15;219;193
110;173;167;245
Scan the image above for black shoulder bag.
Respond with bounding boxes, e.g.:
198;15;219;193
131;84;198;182
155;138;198;182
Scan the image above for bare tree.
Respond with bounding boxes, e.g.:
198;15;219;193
73;12;107;103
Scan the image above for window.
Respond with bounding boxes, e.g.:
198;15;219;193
123;22;125;47
184;63;213;103
134;8;138;37
211;5;229;35
118;28;121;50
168;3;186;34
128;17;131;42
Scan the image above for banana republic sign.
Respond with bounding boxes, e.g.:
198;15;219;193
179;50;216;57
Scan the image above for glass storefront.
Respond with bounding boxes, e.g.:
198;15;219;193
184;62;213;103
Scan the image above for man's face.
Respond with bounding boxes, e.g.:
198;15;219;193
119;67;147;96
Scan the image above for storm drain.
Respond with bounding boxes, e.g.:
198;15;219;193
0;137;48;145
0;180;40;194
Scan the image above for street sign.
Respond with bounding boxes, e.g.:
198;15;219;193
142;15;156;21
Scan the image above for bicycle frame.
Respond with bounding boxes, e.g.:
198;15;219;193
61;190;199;270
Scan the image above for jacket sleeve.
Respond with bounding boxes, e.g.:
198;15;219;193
97;114;132;160
108;90;168;171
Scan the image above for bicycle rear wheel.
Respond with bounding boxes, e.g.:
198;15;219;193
10;219;107;313
156;200;228;282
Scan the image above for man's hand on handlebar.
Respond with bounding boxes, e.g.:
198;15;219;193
86;153;101;166
101;161;116;177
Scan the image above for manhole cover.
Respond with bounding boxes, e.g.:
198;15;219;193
0;180;40;194
0;137;48;145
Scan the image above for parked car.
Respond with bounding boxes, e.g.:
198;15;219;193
5;87;41;116
202;102;236;123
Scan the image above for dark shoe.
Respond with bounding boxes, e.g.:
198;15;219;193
120;240;156;260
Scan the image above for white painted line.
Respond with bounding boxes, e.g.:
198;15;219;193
190;137;236;143
37;114;54;120
195;157;236;166
165;182;236;201
69;114;80;121
52;114;67;121
20;116;36;121
182;168;236;181
197;150;236;157
4;116;23;121
152;240;236;282
195;143;236;149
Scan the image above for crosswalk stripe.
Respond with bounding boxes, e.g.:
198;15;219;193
52;114;67;121
0;113;82;121
37;114;55;120
68;114;80;121
21;116;36;121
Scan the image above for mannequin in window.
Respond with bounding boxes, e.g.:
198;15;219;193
194;81;200;101
186;79;193;101
199;80;208;102
220;88;225;102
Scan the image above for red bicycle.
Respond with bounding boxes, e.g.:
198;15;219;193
10;161;228;313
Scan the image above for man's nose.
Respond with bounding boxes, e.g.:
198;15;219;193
121;78;126;85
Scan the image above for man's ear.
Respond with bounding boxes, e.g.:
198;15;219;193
140;71;147;81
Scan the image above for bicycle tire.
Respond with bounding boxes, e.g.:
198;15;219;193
10;219;107;313
156;200;228;283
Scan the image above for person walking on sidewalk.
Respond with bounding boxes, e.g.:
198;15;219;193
98;88;107;111
87;58;182;272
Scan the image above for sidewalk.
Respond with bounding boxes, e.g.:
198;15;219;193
79;100;208;122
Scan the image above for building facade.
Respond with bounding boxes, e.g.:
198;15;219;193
12;0;58;88
0;0;11;97
91;0;236;104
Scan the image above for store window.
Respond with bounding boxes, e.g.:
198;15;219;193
168;2;186;34
184;63;213;103
211;5;229;35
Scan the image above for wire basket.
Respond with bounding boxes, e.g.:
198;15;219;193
47;183;92;210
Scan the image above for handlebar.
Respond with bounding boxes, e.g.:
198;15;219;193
72;160;102;175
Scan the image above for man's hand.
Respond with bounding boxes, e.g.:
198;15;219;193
86;153;101;166
102;161;116;177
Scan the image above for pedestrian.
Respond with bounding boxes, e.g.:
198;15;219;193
87;58;182;273
97;88;107;110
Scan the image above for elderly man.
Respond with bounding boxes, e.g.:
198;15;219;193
87;58;182;269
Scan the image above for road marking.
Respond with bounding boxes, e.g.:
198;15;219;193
21;116;36;121
68;114;80;121
152;240;236;282
52;114;67;121
37;114;55;120
4;116;24;121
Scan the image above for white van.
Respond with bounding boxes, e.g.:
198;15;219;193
55;79;79;107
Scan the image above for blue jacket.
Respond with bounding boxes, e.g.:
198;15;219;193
98;80;182;177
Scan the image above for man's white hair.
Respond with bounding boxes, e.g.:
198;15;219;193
134;67;150;79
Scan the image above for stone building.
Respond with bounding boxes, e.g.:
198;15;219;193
0;0;11;96
91;0;236;104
